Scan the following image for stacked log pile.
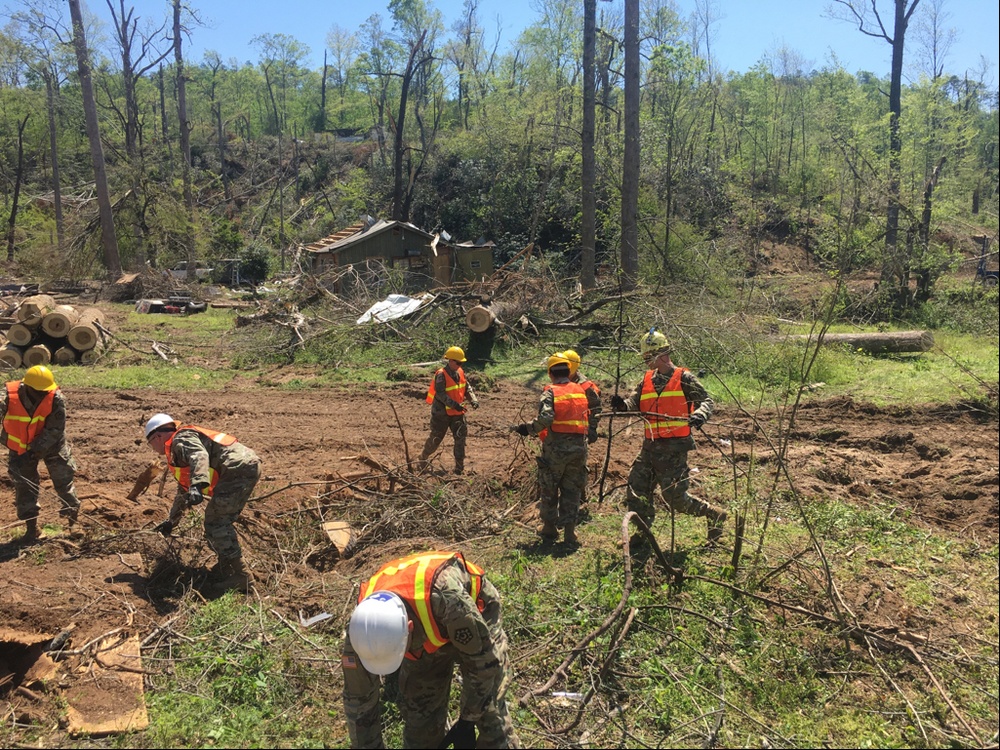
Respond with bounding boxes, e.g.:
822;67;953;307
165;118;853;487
0;295;107;368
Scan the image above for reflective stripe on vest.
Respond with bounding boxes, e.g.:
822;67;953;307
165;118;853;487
639;368;691;440
546;382;589;434
359;551;486;658
425;367;467;416
164;425;239;496
3;382;57;455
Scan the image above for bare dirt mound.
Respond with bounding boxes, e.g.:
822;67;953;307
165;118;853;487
1;382;996;730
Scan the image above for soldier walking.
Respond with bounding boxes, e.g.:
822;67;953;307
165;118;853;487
143;413;261;590
418;346;479;474
513;353;600;545
343;550;520;749
611;329;727;543
1;365;80;542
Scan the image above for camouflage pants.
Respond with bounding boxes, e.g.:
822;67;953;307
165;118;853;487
9;445;80;521
342;616;519;749
204;461;260;561
419;412;467;468
537;440;588;527
626;439;711;527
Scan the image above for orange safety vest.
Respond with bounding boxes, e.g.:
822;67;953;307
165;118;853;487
546;381;589;434
639;368;691;440
3;382;57;455
575;375;601;397
359;551;486;659
425;367;467;416
164;425;239;496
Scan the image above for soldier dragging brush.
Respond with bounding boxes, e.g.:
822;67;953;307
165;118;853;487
1;365;81;543
143;413;261;591
418;346;479;475
611;328;728;544
342;550;520;749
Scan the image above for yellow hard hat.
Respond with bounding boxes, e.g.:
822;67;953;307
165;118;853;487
443;346;467;362
23;365;57;391
563;349;581;376
640;328;671;358
547;352;570;371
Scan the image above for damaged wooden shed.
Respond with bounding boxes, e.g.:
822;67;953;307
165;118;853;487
304;219;494;290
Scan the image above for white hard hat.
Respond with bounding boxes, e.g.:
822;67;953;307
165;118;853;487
144;413;176;439
349;591;410;675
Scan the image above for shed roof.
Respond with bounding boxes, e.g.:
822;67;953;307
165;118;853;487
305;219;436;256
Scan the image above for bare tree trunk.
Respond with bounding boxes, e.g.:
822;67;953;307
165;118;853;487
319;49;328;133
173;0;195;280
580;0;597;291
6;116;29;263
44;73;64;251
68;0;122;277
620;0;640;289
915;156;945;300
392;30;428;222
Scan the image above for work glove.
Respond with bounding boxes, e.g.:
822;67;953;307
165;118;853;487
512;423;530;437
187;486;205;506
153;519;174;537
440;719;476;749
588;427;598;444
688;413;706;429
610;395;627;412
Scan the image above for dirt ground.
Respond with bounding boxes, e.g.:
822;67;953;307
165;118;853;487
1;371;997;735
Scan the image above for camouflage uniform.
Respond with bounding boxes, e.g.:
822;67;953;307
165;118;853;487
0;384;80;523
343;556;519;749
528;377;601;528
419;368;479;473
620;367;715;527
166;429;261;562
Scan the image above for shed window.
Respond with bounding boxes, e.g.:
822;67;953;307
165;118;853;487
470;260;482;269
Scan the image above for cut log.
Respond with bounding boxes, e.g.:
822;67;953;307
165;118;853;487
53;346;78;365
786;330;934;354
23;342;53;367
16;294;58;326
465;305;496;333
67;308;105;351
41;304;80;337
80;340;106;365
7;322;35;347
0;343;23;369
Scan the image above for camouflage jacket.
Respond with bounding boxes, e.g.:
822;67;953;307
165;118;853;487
429;368;479;416
529;377;601;442
166;428;260;518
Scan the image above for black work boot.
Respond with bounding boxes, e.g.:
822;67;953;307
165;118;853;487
20;518;40;544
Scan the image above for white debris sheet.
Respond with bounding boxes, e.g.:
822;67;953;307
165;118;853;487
356;293;435;324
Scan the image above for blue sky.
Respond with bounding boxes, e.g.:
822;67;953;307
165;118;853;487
109;0;997;81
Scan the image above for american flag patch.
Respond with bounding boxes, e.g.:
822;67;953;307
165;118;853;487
342;654;357;669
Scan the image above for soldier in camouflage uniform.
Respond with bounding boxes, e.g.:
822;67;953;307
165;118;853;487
1;366;80;542
418;346;479;475
611;330;728;543
144;413;261;589
513;353;600;545
343;551;519;749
